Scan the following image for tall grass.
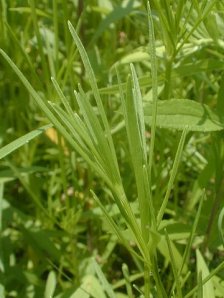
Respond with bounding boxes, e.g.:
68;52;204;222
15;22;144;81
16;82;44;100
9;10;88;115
1;1;224;297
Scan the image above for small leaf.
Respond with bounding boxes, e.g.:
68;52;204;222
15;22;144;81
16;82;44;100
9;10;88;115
196;249;215;298
93;259;116;298
44;271;57;298
71;275;107;298
144;99;224;131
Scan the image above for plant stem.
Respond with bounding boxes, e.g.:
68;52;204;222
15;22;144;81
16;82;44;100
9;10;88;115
144;264;151;297
30;0;51;95
204;176;224;249
152;253;168;298
163;55;173;100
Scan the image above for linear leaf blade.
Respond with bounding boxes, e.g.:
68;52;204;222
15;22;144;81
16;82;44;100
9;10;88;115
0;124;52;160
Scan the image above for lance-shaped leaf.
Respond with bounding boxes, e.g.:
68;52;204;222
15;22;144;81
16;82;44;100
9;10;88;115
144;99;224;131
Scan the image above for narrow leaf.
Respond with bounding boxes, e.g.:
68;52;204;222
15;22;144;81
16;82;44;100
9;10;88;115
164;229;182;298
218;206;224;247
0;124;52;160
93;258;116;298
196;249;215;298
44;271;57;298
157;127;188;226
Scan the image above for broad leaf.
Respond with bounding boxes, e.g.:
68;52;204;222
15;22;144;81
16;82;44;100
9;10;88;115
144;99;224;131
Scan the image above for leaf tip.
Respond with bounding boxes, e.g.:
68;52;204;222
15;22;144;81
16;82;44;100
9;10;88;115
67;20;73;32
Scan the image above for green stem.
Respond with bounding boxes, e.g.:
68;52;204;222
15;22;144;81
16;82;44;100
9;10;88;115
144;264;151;298
1;0;7;42
204;176;224;249
163;56;173;100
152;253;168;298
53;0;59;72
30;0;51;95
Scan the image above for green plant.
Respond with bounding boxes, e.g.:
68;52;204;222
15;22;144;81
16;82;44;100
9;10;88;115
1;1;224;297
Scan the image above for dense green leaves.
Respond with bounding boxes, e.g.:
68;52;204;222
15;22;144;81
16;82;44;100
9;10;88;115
1;1;224;297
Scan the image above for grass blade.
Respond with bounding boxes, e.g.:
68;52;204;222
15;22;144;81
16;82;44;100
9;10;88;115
122;264;134;298
0;124;52;160
164;229;182;298
184;260;224;298
218;206;224;247
196;249;215;298
157;127;188;227
68;21;119;174
93;258;116;298
197;271;203;298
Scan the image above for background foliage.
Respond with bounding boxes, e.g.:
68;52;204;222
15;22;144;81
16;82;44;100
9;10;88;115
1;0;224;297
